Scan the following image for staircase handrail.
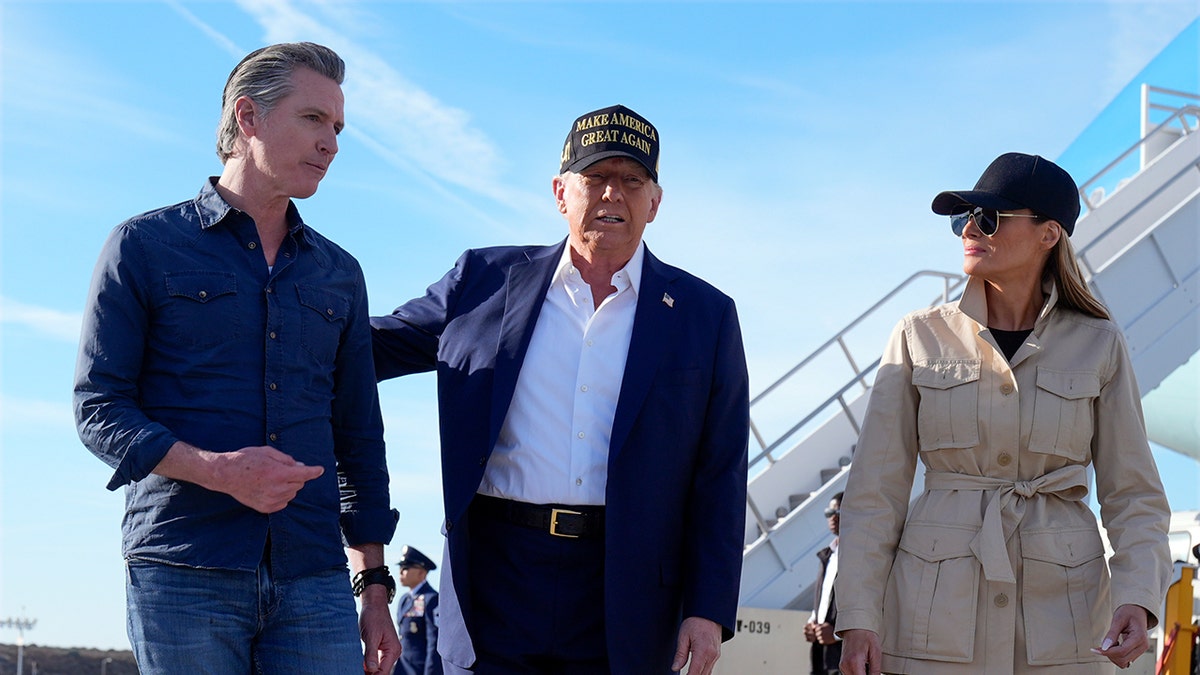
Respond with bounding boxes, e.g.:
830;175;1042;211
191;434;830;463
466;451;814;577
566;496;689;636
748;270;967;469
1079;101;1200;212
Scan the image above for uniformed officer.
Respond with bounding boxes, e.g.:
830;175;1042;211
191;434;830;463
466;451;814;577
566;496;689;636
393;545;442;675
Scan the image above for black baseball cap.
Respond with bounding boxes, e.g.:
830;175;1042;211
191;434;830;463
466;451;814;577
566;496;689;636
559;104;659;182
931;152;1081;236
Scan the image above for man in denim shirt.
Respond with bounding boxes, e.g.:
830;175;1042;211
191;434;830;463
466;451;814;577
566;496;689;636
74;42;400;674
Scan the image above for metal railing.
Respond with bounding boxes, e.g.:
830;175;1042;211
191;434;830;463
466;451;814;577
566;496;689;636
747;270;966;471
1080;87;1199;212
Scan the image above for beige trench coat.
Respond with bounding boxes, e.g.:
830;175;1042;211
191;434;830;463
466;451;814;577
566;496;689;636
836;277;1171;674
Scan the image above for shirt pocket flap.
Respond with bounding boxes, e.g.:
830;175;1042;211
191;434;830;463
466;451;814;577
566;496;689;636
297;284;350;323
1021;528;1105;567
164;271;238;303
912;359;981;390
897;522;977;563
1035;368;1100;400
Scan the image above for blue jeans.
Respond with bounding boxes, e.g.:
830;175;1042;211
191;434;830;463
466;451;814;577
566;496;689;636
126;558;362;674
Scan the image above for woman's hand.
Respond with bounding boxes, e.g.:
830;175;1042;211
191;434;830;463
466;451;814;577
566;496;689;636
1091;604;1151;669
839;628;882;675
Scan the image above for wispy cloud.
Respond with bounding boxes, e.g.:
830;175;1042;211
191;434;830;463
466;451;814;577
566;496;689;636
0;297;81;343
1102;2;1200;99
184;0;544;227
163;0;247;59
1;31;186;147
0;394;75;434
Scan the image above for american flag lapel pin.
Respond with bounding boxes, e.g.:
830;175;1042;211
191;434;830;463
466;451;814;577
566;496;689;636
662;292;675;308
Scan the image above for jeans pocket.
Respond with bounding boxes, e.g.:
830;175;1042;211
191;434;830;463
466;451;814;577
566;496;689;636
1021;528;1110;665
884;522;979;663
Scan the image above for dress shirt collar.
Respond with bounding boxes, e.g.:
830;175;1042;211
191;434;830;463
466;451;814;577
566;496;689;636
554;240;646;297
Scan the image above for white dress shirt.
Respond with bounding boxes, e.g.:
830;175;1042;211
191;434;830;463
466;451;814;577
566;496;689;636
816;538;839;625
478;242;644;506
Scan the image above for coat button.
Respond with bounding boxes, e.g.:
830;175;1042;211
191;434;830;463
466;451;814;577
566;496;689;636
998;453;1012;466
995;593;1009;607
1000;383;1014;395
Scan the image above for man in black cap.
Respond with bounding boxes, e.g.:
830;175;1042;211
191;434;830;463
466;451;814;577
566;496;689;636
372;104;750;674
394;545;442;675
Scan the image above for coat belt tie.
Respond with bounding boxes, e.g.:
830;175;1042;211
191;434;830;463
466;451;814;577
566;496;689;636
923;465;1090;584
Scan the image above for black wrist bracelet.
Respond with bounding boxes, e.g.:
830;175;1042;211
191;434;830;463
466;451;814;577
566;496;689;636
351;565;396;603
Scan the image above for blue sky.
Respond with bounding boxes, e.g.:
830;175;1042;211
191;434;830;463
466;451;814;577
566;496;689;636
2;0;1198;651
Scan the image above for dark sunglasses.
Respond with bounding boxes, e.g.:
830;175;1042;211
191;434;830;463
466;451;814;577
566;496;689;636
951;206;1042;237
824;508;840;518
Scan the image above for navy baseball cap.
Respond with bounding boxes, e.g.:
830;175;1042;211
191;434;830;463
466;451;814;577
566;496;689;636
397;545;436;571
931;153;1081;236
559;104;659;182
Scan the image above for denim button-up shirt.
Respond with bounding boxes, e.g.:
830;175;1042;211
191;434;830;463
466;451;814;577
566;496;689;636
74;179;396;580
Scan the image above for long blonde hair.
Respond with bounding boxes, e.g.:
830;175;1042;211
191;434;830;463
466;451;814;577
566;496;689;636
1045;233;1111;320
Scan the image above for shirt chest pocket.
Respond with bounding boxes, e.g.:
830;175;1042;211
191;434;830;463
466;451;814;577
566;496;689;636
1028;368;1100;462
912;359;981;452
297;284;350;363
163;271;240;348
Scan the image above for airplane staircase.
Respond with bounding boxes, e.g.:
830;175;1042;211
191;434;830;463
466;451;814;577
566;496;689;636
740;85;1200;611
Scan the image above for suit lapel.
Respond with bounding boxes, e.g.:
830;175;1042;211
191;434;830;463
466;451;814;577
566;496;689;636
489;241;564;445
609;248;679;461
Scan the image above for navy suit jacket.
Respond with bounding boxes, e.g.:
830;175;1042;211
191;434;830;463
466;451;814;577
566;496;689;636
371;241;749;672
395;580;442;675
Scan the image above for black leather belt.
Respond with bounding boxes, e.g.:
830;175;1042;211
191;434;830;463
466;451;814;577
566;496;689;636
474;494;604;539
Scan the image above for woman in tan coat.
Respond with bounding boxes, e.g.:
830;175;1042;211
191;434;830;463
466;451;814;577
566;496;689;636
836;153;1172;675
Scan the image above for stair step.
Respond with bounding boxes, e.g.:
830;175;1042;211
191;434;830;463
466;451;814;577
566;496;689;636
787;493;810;510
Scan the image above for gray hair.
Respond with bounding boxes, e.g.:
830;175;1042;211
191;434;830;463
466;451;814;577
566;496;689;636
216;42;345;163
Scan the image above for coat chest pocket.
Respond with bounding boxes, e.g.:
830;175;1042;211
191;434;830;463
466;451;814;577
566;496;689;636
297;284;349;363
912;359;981;452
1028;368;1100;461
163;271;240;347
1021;528;1110;665
884;522;979;662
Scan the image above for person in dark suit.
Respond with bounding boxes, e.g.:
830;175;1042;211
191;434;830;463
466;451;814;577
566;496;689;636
371;104;750;675
805;492;842;675
393;545;442;675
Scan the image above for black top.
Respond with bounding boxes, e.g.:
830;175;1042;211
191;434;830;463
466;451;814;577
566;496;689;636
990;327;1033;362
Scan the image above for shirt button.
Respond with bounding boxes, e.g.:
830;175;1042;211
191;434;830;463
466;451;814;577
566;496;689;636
269;383;278;391
478;456;486;466
1000;383;1014;395
994;593;1009;607
269;332;277;339
586;340;594;347
266;287;273;294
577;432;585;439
576;478;583;486
326;308;334;316
198;290;208;299
998;453;1012;466
580;385;588;392
248;242;257;250
269;433;277;442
